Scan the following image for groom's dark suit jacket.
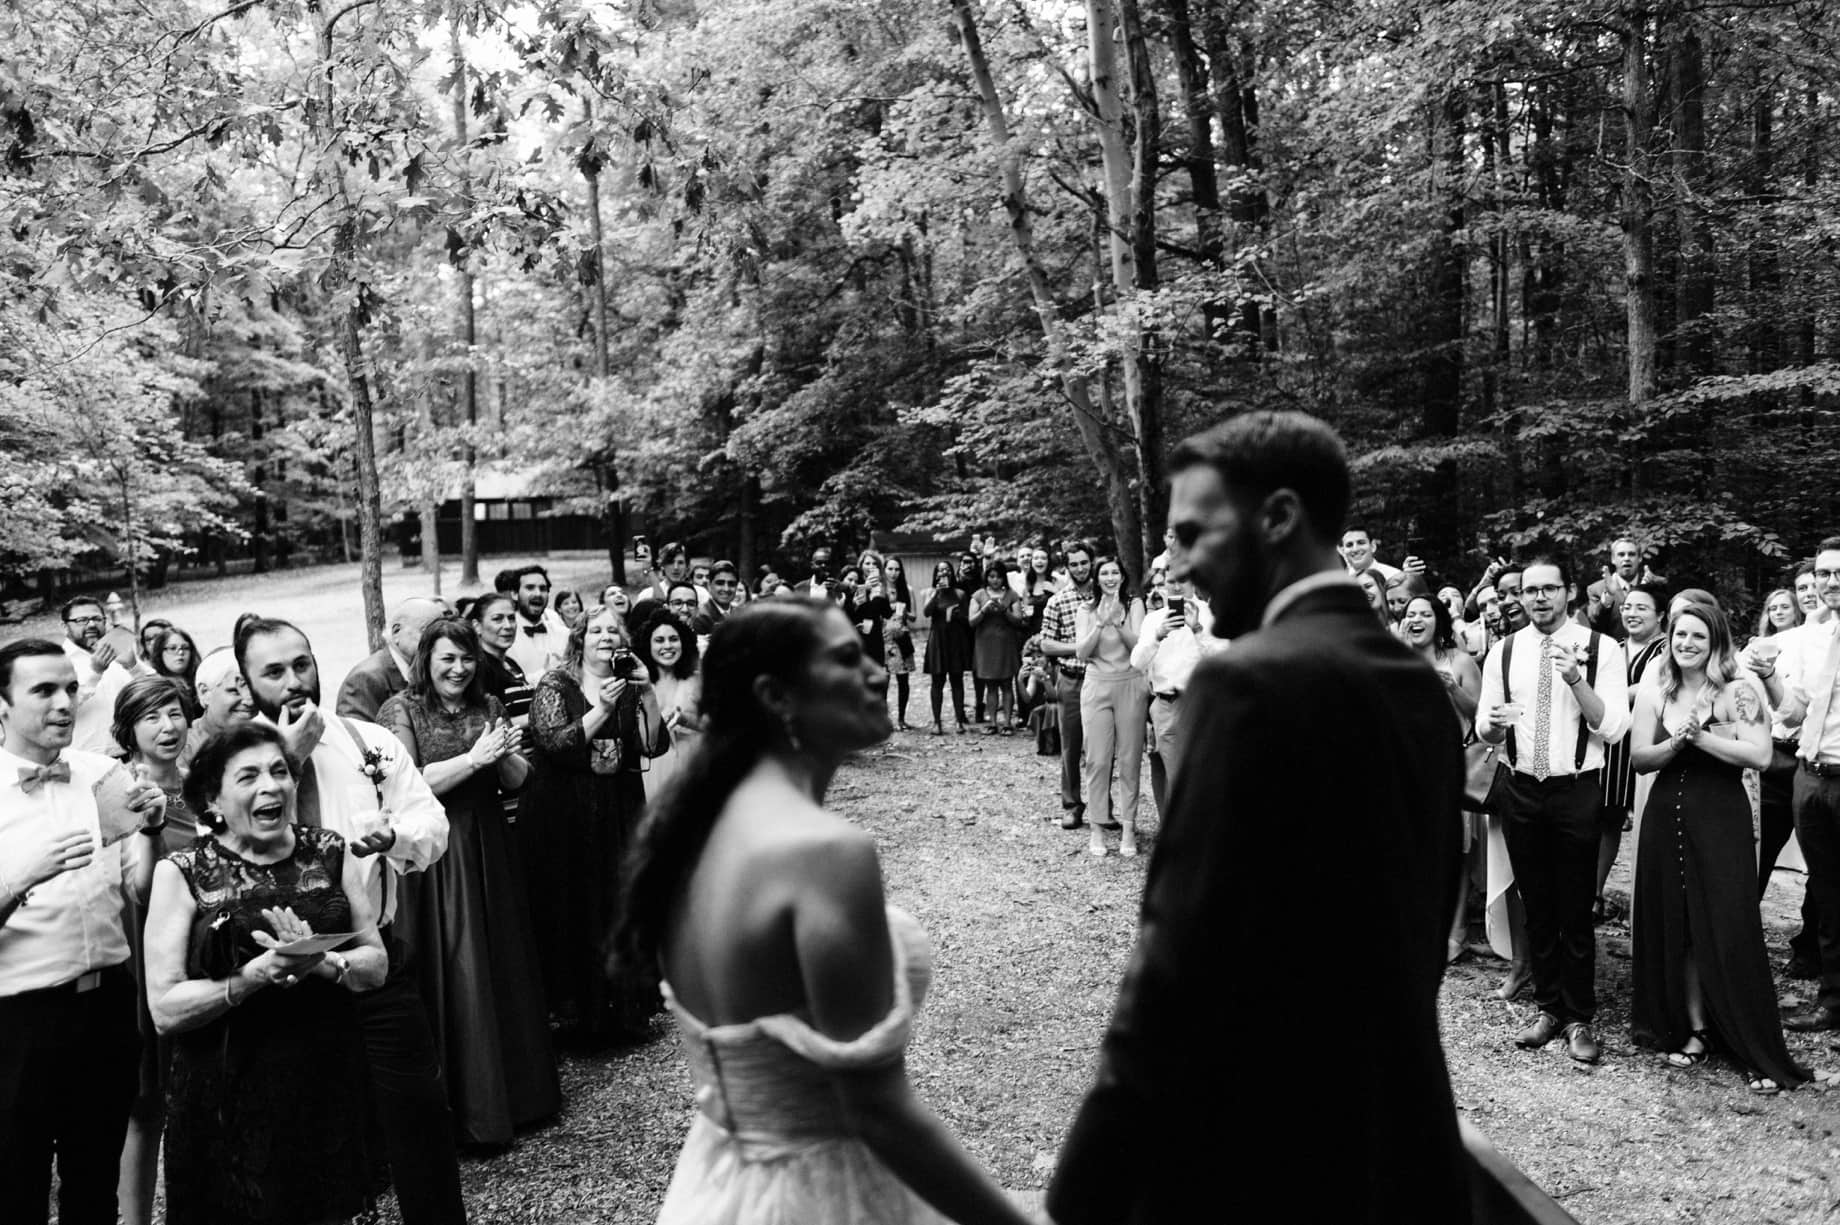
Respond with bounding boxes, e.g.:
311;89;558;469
1049;581;1472;1224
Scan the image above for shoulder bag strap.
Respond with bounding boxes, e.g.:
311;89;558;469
1501;633;1517;768
1574;631;1601;771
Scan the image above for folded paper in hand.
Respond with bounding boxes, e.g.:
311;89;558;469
272;931;363;957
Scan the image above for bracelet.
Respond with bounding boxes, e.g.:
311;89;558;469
140;814;167;837
224;974;241;1008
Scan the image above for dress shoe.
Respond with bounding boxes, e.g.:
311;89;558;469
1515;1011;1564;1050
1563;1022;1601;1064
1785;954;1819;980
1785;1006;1840;1033
1060;809;1086;830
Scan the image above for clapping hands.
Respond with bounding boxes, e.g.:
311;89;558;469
249;905;324;986
467;718;518;769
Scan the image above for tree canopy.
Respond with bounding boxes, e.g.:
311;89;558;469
5;0;1838;625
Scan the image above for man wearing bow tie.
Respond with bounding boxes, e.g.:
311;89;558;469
1;638;169;1225
502;565;567;681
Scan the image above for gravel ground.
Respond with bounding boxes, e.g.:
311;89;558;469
20;559;1837;1223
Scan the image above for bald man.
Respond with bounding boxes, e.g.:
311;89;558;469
335;597;446;720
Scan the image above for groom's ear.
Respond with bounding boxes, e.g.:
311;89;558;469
1258;488;1305;547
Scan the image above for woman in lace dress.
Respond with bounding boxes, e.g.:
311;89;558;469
615;599;1032;1225
142;723;388;1225
378;618;560;1147
522;604;666;1042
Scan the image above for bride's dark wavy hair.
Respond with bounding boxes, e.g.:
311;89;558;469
613;598;836;976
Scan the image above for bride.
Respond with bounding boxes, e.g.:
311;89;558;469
615;599;1034;1225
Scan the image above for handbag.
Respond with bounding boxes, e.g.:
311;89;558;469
1462;735;1501;813
589;737;624;775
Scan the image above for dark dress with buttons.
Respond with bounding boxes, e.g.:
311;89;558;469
1630;721;1808;1086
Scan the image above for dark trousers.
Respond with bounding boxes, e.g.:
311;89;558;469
1500;770;1602;1023
1761;755;1821;961
1056;669;1086;813
1791;768;1840;1010
0;965;138;1225
358;964;466;1225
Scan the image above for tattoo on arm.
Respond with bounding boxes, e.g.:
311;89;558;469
1734;682;1764;725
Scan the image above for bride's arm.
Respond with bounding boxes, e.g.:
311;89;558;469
793;834;1034;1225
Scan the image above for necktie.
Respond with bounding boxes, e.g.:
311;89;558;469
1799;625;1840;762
294;756;322;827
18;761;72;793
1530;636;1555;781
522;623;547;637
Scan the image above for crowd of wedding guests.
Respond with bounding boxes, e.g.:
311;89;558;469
5;490;1840;1224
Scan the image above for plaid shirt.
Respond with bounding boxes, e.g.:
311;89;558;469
1040;586;1094;675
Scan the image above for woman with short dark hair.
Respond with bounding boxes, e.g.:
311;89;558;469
142;722;388;1225
377;619;559;1145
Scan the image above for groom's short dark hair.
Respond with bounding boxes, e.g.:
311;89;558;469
1169;411;1350;540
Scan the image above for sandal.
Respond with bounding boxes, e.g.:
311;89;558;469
1665;1031;1711;1069
1745;1072;1781;1096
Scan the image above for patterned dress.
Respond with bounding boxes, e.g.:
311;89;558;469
163;829;372;1225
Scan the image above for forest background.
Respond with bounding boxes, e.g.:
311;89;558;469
4;0;1838;642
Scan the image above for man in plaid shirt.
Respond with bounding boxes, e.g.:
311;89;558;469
1039;542;1102;828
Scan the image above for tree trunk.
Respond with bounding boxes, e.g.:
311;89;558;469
1422;89;1467;565
1121;0;1165;568
1620;6;1658;404
948;0;1141;563
1671;20;1713;372
1198;1;1275;351
1748;84;1779;374
579;103;626;584
449;18;479;584
1159;0;1226;341
309;0;385;648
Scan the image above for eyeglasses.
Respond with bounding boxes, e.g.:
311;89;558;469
1815;570;1840;584
1521;584;1565;598
65;614;105;625
667;599;697;611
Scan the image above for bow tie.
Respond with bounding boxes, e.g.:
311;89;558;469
18;761;72;793
522;623;547;637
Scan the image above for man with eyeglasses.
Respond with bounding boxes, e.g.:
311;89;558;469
56;599;133;755
1760;538;1840;1034
1476;556;1629;1065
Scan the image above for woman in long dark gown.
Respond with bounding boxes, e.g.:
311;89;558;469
143;723;388;1225
378;618;560;1147
1629;602;1809;1094
521;603;666;1042
920;560;973;735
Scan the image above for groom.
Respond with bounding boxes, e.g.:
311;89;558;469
1048;413;1473;1222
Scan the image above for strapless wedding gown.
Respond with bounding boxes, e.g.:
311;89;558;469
656;907;947;1225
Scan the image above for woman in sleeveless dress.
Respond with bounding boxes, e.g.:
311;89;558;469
1399;596;1483;963
377;618;560;1148
614;599;1034;1225
1629;602;1808;1095
1074;558;1149;857
636;606;704;796
142;723;388;1225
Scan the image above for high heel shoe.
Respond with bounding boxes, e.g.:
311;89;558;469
955;721;968;735
1495;962;1532;1002
929;721;943;737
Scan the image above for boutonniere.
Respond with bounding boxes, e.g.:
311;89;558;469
357;745;390;807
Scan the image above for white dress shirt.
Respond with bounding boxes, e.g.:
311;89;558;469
1782;617;1840;763
0;747;145;996
1762;619;1824;741
1476;623;1631;775
61;640;133;756
1130;605;1226;695
291;717;448;926
506;607;570;682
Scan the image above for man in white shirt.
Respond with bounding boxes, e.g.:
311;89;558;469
56;597;133;756
1752;560;1828;978
1128;575;1225;816
502;565;568;682
1759;539;1840;1035
1476;557;1630;1064
0;638;167;1225
237;617;465;1225
798;546;839;601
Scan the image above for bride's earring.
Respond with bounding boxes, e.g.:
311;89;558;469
782;712;803;755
